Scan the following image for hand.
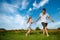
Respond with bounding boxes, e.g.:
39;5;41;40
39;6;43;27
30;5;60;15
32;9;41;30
31;21;36;24
31;22;33;24
52;20;54;23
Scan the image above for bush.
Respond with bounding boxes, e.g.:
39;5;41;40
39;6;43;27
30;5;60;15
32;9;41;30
57;28;60;30
35;27;40;30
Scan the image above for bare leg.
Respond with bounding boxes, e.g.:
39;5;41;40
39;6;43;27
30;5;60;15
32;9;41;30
45;27;49;37
43;29;45;35
26;28;31;36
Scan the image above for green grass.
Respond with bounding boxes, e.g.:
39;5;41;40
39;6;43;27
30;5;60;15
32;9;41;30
0;31;60;40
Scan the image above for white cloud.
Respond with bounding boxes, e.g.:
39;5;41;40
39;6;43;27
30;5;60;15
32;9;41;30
39;0;48;7
0;14;28;30
2;0;29;12
29;8;32;11
33;0;49;9
3;3;18;14
48;22;60;29
33;0;37;9
21;0;29;10
28;0;49;11
0;1;29;30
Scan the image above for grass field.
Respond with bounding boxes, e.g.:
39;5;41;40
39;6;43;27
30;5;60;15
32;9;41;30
0;30;60;40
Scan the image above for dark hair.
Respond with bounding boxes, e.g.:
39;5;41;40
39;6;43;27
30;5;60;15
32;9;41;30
42;8;46;11
27;16;32;23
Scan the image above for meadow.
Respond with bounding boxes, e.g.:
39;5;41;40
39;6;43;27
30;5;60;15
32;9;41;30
0;30;60;40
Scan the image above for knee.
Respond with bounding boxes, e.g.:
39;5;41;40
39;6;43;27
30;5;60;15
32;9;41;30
45;27;47;30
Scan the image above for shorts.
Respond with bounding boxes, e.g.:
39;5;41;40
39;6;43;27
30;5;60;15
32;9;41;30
41;22;48;29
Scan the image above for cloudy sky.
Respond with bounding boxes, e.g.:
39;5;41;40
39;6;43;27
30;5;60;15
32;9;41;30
0;0;60;30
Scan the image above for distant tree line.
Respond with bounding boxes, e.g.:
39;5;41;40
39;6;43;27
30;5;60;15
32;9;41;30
0;27;60;31
0;28;6;30
57;28;60;30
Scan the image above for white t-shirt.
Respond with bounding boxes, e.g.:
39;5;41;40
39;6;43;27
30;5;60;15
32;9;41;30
39;13;49;23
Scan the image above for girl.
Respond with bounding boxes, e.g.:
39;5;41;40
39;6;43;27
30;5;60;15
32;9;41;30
26;16;33;36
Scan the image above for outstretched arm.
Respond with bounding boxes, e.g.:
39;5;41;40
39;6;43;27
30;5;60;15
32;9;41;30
36;16;41;22
31;16;41;24
34;16;41;23
48;16;54;22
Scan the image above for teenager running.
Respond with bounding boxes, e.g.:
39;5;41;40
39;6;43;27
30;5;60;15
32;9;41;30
36;8;54;37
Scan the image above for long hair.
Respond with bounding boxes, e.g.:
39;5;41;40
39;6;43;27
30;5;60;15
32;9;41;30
27;16;32;23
